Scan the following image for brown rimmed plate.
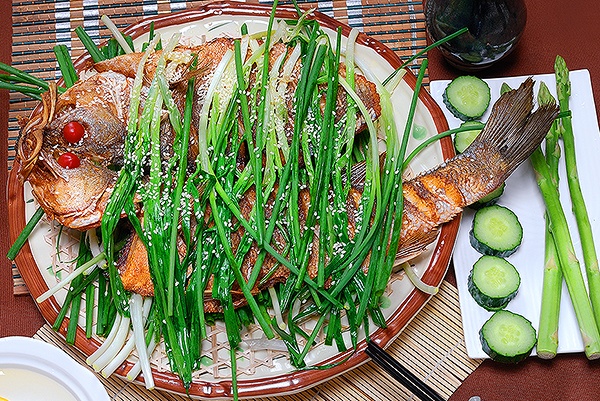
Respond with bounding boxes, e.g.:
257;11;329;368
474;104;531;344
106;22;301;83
8;1;456;399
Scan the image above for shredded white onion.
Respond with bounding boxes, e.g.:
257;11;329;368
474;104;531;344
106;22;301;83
270;21;286;47
36;253;105;303
292;298;302;318
282;43;301;81
352;57;382;88
92;315;131;372
383;67;407;94
101;333;136;378
86;229;105;274
270;51;286;80
130;294;155;389
101;296;152;379
345;28;359;71
249;38;260;54
338;78;378;139
197;49;234;170
240;32;250;62
125;34;161;134
86;312;123;366
126;336;158;382
268;287;286;330
241;338;288;352
402;262;439;295
101;15;134;54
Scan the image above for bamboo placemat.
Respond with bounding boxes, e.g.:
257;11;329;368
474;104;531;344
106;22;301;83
10;3;482;399
9;0;428;294
34;281;481;400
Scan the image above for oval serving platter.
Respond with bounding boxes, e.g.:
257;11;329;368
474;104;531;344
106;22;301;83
7;1;456;398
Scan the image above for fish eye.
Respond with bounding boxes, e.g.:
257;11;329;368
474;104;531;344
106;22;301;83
62;121;85;143
57;151;81;169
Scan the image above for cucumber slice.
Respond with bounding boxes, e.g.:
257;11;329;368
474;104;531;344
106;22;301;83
480;310;536;363
454;120;483;153
468;255;520;311
470;182;506;210
443;75;491;121
470;205;523;257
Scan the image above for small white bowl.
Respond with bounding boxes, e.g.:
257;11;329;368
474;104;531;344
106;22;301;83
0;336;109;401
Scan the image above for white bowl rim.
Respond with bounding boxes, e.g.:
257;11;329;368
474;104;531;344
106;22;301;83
0;336;109;401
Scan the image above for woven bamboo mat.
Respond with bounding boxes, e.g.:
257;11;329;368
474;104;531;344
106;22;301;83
33;281;481;400
9;0;428;294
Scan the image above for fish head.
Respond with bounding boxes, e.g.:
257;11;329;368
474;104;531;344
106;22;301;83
17;71;133;181
44;100;127;167
15;71;135;229
28;148;118;230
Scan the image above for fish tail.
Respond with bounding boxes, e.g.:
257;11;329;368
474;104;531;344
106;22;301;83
450;77;559;207
396;78;558;261
464;77;559;187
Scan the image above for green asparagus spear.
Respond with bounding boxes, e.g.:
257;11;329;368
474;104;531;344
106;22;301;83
530;145;600;359
554;55;600;332
536;82;563;359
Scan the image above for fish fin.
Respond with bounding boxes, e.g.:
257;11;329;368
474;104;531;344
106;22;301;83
395;227;440;264
348;151;387;190
17;83;58;181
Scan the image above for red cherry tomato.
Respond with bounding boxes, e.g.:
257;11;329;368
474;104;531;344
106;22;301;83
62;121;85;143
57;152;81;169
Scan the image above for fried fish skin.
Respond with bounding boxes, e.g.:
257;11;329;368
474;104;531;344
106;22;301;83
397;78;557;261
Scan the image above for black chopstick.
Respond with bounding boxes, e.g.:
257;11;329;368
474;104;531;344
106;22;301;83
366;341;446;401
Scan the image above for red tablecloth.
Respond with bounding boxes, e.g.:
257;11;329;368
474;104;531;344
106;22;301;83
0;3;47;337
3;1;600;399
433;1;600;399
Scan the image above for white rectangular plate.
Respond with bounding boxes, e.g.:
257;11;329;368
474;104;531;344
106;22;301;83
430;70;600;358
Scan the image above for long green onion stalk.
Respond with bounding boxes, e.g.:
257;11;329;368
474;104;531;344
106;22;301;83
7;206;44;260
0;62;61;101
74;26;106;62
53;45;78;87
383;27;468;86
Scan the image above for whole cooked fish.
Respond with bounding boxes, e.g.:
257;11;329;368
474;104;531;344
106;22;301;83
15;34;558;313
